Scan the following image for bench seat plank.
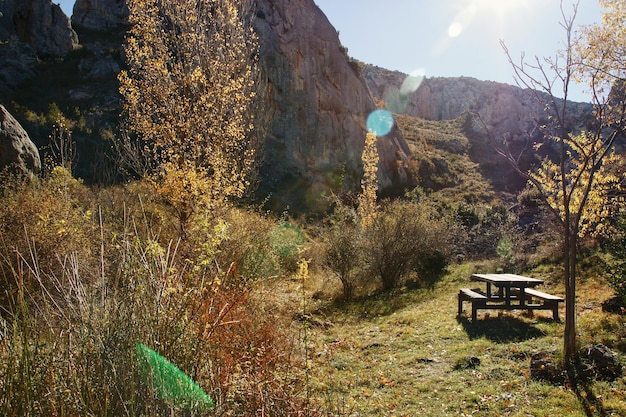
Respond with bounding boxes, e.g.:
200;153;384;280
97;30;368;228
523;288;564;301
459;288;487;299
458;288;488;321
459;287;564;322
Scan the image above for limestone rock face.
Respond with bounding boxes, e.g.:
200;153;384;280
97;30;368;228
0;42;38;96
364;66;544;136
0;105;41;176
363;65;594;192
72;0;129;30
253;0;411;212
0;0;78;56
365;65;592;136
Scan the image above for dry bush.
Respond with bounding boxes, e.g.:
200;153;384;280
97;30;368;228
0;166;98;315
210;207;280;285
363;200;452;291
197;288;313;416
322;205;362;300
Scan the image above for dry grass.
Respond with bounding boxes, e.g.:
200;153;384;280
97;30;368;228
0;176;315;416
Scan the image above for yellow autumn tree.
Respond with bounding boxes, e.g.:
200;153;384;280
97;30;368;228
575;0;626;109
358;131;380;228
529;132;622;239
119;0;261;235
485;1;626;366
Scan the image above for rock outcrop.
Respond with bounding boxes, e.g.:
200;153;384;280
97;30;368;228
0;0;78;57
364;65;595;139
0;105;41;176
0;41;38;96
363;65;594;193
72;0;129;30
254;0;411;212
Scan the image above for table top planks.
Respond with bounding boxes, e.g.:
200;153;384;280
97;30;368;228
471;273;544;287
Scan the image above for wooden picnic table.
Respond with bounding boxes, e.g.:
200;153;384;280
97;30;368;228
471;273;543;308
458;273;564;321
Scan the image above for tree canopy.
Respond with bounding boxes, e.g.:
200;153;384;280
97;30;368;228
119;0;262;233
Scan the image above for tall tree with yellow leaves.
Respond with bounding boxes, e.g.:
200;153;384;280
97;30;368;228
119;0;261;236
480;0;626;367
358;131;380;229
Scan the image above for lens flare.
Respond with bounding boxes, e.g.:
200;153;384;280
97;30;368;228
382;72;425;114
401;72;424;95
134;343;214;410
448;21;463;38
367;109;394;137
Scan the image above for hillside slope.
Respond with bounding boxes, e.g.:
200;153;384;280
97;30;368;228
364;65;595;195
395;113;497;203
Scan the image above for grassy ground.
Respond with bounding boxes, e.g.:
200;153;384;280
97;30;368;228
299;261;626;416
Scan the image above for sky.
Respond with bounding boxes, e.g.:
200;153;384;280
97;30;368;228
57;0;604;102
313;0;603;102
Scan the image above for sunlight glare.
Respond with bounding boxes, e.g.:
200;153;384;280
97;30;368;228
448;22;463;38
476;0;531;19
382;70;425;114
447;0;531;40
400;70;425;96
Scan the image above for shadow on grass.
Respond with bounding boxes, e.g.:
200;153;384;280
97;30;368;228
457;315;546;342
573;379;609;417
318;287;436;320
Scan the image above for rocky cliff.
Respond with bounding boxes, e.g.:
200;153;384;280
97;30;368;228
0;0;78;56
0;0;79;96
253;0;410;211
0;0;596;211
72;0;129;30
363;65;594;193
0;105;41;177
364;65;592;135
0;0;412;212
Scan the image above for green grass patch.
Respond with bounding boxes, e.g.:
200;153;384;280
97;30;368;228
305;263;626;416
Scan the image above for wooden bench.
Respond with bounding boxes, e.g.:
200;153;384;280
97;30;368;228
458;288;488;322
459;287;564;322
518;288;564;321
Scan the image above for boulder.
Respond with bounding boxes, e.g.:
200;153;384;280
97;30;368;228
0;105;41;176
72;0;129;30
530;345;623;384
601;296;625;314
0;0;78;57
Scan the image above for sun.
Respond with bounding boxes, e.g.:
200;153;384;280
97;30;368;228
475;0;532;19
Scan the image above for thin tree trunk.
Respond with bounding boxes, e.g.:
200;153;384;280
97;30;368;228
564;229;577;365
